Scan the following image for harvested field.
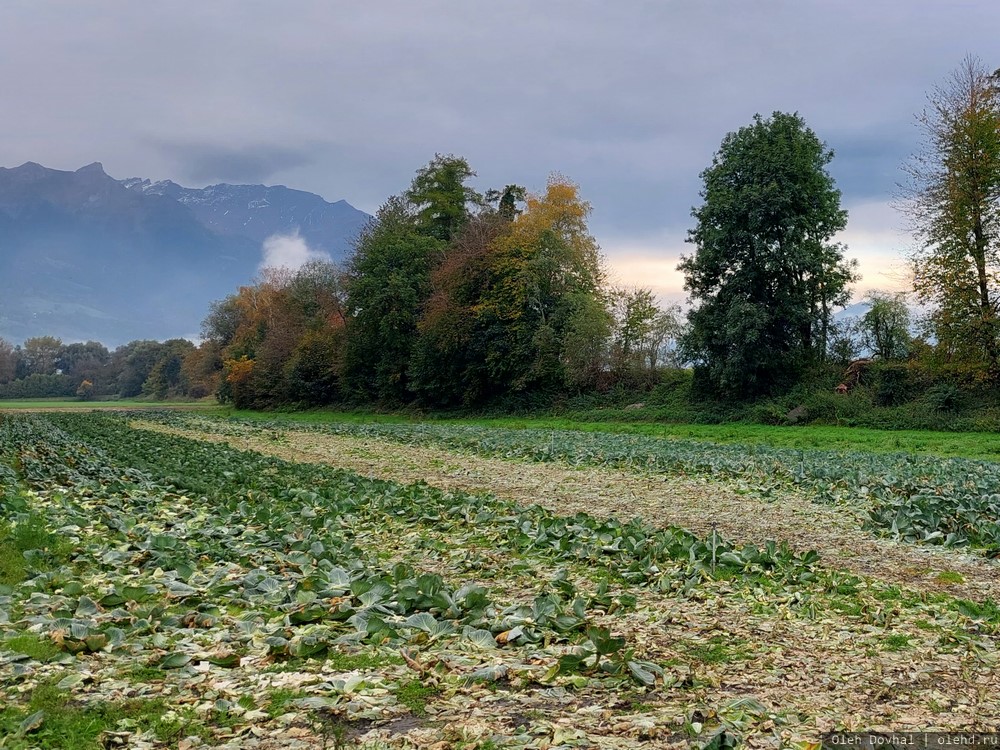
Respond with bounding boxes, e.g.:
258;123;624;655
1;411;998;749
133;419;1000;604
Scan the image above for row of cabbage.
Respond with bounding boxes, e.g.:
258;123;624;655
163;415;1000;550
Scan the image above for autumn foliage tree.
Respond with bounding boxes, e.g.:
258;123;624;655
409;175;614;405
208;261;348;407
902;56;1000;378
477;176;610;394
408;211;510;405
192;156;682;409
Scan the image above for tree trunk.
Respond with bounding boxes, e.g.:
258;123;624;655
972;213;1000;368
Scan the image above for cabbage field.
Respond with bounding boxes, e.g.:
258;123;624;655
1;412;998;749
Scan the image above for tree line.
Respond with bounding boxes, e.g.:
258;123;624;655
0;337;215;400
3;57;998;412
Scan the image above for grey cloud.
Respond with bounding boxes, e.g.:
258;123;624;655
148;141;321;186
827;132;917;205
0;1;998;246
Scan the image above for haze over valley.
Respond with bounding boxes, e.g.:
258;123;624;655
0;160;369;345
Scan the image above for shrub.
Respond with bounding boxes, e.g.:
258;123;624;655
746;402;788;426
924;382;963;413
646;369;693;407
76;380;95;401
871;362;913;407
801;388;873;426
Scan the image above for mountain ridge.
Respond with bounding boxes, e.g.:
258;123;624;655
0;161;370;346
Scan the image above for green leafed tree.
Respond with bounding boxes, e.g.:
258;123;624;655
901;56;1000;377
142;339;195;399
114;340;166;397
679;111;857;398
343;196;442;402
860;291;911;360
58;341;111;394
20;336;63;376
610;288;684;383
406;154;482;242
0;338;17;384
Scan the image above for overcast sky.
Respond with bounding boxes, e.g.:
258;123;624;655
2;1;997;304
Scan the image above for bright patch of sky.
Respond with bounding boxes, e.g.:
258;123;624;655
602;199;914;308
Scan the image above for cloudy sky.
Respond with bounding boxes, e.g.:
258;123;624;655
1;1;996;304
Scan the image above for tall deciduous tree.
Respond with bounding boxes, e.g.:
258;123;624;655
408;212;509;406
406;154;482;242
114;340;166;397
610;288;685;382
477;176;610;393
204;261;347;407
345;156;482;403
343;196;441;402
860;291;911;360
902;56;1000;376
679;112;856;398
143;339;195;399
0;338;17;384
21;336;63;376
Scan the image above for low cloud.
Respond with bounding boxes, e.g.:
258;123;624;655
260;230;330;272
149;139;320;185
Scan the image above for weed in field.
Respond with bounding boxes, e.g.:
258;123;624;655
828;598;864;617
0;514;74;586
121;664;165;683
0;542;25;587
951;598;1000;623
0;682;202;750
395;679;439;716
936;570;966;584
266;688;307;719
871;585;905;602
2;633;61;662
882;634;912;651
681;635;752;665
236;694;256;711
324;648;405;672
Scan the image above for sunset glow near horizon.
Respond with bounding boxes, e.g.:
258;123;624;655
603;199;913;309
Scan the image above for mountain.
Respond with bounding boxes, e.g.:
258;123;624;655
121;179;369;257
0;162;369;346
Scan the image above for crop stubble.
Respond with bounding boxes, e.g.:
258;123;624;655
132;419;1000;604
111;418;1000;744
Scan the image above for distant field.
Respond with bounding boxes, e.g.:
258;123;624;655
0;398;215;411
12;399;995;459
213;408;1000;462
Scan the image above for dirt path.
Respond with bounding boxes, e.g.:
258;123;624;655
133;420;1000;603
